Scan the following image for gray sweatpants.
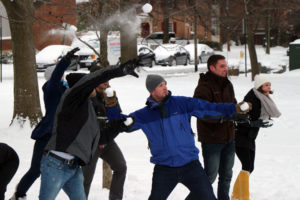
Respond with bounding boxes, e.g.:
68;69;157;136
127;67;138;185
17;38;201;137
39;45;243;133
82;141;127;200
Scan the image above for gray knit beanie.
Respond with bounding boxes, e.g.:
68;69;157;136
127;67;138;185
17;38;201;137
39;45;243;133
146;74;166;93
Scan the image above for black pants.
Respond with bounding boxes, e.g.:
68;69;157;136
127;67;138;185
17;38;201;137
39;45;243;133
15;135;50;197
235;146;255;173
149;160;216;200
0;143;19;200
82;141;127;200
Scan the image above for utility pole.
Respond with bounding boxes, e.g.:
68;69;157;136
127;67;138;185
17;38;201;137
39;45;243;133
266;0;271;54
193;0;198;72
244;18;247;77
0;16;2;83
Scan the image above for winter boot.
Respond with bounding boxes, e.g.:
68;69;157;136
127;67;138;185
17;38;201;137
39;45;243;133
239;170;250;200
231;171;242;200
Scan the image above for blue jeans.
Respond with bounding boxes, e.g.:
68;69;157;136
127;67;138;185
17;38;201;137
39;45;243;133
39;154;86;200
148;160;216;200
202;142;235;200
16;136;49;197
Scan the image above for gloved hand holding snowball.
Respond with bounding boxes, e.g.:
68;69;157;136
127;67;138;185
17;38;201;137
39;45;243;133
235;101;252;114
104;87;117;107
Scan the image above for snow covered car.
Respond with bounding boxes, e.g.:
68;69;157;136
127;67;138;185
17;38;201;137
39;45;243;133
140;32;176;49
70;36;99;70
137;45;155;67
153;44;190;66
36;45;72;72
184;44;214;64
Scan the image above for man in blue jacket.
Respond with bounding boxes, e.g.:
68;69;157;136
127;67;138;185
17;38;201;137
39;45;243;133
105;74;251;200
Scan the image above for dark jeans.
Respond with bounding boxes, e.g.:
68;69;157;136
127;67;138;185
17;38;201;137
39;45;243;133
82;141;127;200
16;135;50;197
0;143;19;200
148;160;216;200
235;147;255;173
202;142;235;200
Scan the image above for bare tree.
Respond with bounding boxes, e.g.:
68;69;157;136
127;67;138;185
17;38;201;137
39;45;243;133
120;0;138;63
1;0;43;126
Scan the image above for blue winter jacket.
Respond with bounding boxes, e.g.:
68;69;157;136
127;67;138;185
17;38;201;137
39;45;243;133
107;92;236;167
31;58;70;140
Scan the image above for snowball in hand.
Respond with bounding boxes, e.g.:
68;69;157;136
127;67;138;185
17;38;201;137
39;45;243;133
105;88;114;97
124;117;133;126
240;102;249;111
142;3;152;13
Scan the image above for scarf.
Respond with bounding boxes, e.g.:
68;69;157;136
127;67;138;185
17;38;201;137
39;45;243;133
253;88;281;120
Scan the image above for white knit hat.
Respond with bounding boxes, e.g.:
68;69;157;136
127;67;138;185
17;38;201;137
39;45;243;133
44;66;56;81
254;74;271;89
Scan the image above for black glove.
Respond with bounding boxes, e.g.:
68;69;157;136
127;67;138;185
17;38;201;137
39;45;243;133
110;117;134;133
250;119;273;128
65;47;80;60
119;59;139;78
229;113;250;122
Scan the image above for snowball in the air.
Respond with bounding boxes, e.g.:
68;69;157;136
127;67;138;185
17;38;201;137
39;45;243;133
69;25;78;32
142;3;152;13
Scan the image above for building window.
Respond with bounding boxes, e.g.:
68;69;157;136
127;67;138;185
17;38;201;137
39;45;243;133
169;22;173;32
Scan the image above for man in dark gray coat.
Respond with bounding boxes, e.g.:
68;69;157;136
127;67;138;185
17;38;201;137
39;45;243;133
39;60;138;200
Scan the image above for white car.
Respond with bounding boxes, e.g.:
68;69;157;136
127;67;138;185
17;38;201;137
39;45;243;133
71;36;99;70
184;44;214;63
36;45;72;72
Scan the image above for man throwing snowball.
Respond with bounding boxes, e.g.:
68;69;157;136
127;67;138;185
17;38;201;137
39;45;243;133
105;74;251;200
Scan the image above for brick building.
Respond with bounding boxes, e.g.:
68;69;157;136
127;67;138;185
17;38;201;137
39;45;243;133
0;0;76;51
139;1;218;42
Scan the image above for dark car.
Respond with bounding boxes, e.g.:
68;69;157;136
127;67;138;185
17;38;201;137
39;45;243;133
137;45;156;67
153;44;189;66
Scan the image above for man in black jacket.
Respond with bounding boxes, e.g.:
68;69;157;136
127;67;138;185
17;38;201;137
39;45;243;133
193;55;237;200
82;81;127;200
39;60;138;200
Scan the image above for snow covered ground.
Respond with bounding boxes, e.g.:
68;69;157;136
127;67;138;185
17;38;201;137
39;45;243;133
1;46;300;200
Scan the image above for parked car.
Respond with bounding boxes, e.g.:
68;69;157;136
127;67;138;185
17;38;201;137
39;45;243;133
70;36;99;70
140;32;176;49
36;45;73;72
184;43;214;63
137;45;156;67
153;44;189;66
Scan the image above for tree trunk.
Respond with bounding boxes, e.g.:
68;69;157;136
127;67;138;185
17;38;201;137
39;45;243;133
102;160;112;189
1;0;42;126
120;0;137;64
162;1;170;44
227;33;231;51
246;19;259;81
100;27;110;67
277;28;281;46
